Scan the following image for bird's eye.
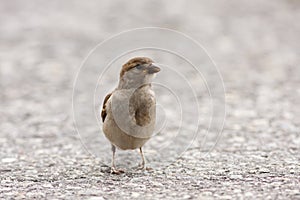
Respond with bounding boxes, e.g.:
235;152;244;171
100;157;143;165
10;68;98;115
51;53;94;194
136;64;143;69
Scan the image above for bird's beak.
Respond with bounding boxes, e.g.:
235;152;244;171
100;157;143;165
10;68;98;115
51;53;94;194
147;63;161;74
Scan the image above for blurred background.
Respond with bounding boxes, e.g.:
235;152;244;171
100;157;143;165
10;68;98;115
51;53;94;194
0;0;299;198
1;0;299;154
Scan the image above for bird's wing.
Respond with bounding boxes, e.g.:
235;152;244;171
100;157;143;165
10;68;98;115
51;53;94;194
135;104;152;126
101;92;112;122
133;92;155;127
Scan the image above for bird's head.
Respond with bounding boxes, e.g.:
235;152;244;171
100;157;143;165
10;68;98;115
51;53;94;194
118;57;160;89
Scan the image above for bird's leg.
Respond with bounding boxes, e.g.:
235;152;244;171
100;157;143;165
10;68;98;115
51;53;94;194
137;147;153;171
137;147;146;170
110;144;124;174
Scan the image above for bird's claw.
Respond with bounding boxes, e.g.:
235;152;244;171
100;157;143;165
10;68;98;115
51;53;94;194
145;167;153;171
111;167;125;175
136;164;153;171
136;165;145;170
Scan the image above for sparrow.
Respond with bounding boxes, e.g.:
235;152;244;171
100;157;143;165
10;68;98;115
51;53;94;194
101;57;161;174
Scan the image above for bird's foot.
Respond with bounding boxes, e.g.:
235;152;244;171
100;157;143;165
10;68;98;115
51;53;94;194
145;167;153;171
110;167;125;175
136;164;153;171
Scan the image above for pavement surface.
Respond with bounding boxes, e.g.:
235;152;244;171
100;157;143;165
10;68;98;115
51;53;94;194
0;0;300;199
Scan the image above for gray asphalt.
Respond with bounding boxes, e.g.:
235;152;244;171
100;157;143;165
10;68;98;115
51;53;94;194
0;0;299;199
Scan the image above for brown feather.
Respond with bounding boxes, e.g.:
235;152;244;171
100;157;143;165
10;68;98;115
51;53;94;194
120;57;153;77
101;92;112;122
130;84;155;126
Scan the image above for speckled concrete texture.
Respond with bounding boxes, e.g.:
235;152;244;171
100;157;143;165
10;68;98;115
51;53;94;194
0;0;299;199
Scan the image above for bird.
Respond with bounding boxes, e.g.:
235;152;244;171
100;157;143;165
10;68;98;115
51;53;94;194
101;57;161;174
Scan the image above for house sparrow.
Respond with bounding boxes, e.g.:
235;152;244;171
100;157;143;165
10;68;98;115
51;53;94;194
101;57;161;174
